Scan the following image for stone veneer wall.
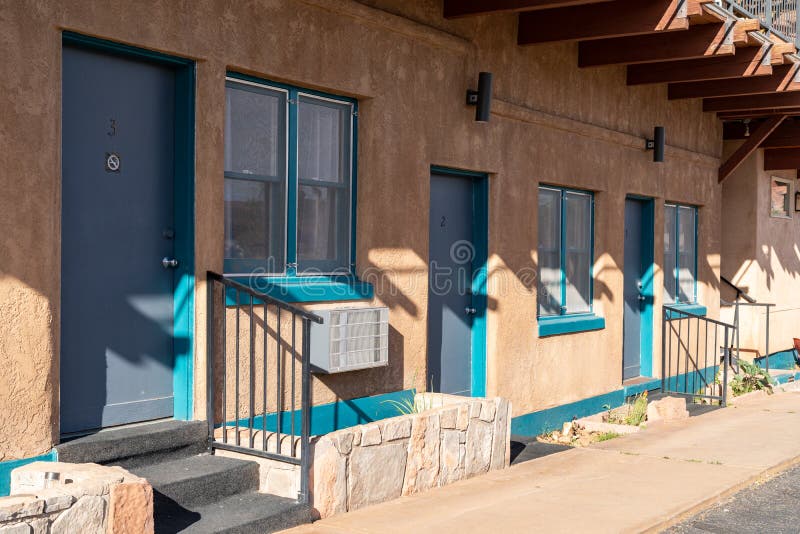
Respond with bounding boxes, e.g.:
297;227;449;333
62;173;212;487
310;393;511;518
0;462;153;534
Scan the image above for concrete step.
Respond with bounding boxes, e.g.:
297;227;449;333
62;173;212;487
152;491;316;534
132;454;260;509
57;420;208;469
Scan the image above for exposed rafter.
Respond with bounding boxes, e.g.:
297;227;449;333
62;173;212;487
518;0;687;45
627;43;772;85
718;115;786;183
761;121;800;148
705;92;800;112
718;108;800;120
669;62;800;99
578;20;735;67
764;147;800;170
443;0;611;18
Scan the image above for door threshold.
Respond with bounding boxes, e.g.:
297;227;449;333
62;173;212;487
60;417;175;442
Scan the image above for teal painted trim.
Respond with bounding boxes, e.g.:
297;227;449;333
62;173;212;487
0;450;57;496
665;304;708;319
221;389;415;436
511;366;718;436
639;199;655;377
538;313;605;337
62;32;196;421
772;371;800;385
755;349;800;371
429;167;489;397
224;276;373;304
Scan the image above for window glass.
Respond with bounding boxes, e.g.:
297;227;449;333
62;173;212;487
770;178;791;218
663;205;677;303
538;188;562;316
537;186;593;317
565;191;592;313
297;96;352;273
224;83;287;273
677;206;696;303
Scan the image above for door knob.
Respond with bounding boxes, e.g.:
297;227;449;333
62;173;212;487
162;257;179;269
465;307;477;315
638;295;646;302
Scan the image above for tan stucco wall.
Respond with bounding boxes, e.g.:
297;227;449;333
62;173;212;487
721;142;800;355
0;0;723;459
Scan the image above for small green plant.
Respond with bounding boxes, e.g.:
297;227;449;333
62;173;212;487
382;396;419;415
730;361;775;396
597;432;620;442
624;391;648;426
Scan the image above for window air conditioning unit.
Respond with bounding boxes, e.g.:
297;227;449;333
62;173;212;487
309;306;389;373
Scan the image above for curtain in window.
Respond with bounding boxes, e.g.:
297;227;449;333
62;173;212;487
297;96;352;273
564;191;592;313
223;83;286;273
663;205;677;303
677;206;696;303
537;188;562;316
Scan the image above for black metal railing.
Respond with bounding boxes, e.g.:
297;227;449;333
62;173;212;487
725;0;800;45
662;305;736;406
206;271;323;504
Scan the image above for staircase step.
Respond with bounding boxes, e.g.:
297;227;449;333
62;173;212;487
152;491;316;534
57;420;208;468
132;454;259;508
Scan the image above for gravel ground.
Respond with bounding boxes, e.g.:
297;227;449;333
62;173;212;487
665;464;800;533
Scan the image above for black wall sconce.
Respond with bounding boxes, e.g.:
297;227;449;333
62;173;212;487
466;72;493;123
645;126;665;163
795;191;800;212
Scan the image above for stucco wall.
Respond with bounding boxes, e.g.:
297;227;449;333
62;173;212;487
0;0;723;459
721;142;800;355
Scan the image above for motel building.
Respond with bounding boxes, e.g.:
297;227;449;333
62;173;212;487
1;0;800;531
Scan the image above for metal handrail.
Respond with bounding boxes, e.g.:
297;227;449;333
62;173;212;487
662;305;735;406
723;0;800;46
720;276;757;304
206;271;322;504
721;299;776;373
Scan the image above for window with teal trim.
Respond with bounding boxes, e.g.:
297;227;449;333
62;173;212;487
664;204;697;304
224;76;356;276
537;186;594;317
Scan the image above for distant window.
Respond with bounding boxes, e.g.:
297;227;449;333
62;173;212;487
664;204;697;305
770;177;792;219
537;186;594;317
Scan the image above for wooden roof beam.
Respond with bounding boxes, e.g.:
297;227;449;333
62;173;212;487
704;91;800;112
443;0;611;18
764;148;800;170
719;115;786;183
669;62;800;99
518;0;687;45
627;41;772;85
718;108;800;120
579;20;735;67
761;121;800;148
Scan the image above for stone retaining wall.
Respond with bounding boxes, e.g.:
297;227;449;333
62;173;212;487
0;462;153;533
310;393;511;518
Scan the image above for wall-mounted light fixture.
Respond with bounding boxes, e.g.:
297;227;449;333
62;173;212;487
795;191;800;212
743;119;751;137
466;72;493;122
645;126;665;163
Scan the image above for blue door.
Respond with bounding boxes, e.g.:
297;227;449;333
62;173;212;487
427;171;486;396
623;198;654;380
61;45;178;434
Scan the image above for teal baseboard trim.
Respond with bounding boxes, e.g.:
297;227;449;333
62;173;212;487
225;275;373;304
755;349;799;371
0;450;57;496
773;372;800;385
221;389;415;436
537;314;605;337
511;366;719;437
665;304;707;319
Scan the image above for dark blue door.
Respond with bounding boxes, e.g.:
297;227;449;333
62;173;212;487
623;198;647;380
61;45;177;434
427;173;477;395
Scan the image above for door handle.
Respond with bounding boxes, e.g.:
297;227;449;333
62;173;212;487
162;257;179;269
637;295;646;302
465;307;477;315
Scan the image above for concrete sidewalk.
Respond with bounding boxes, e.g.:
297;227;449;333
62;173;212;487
283;391;800;534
